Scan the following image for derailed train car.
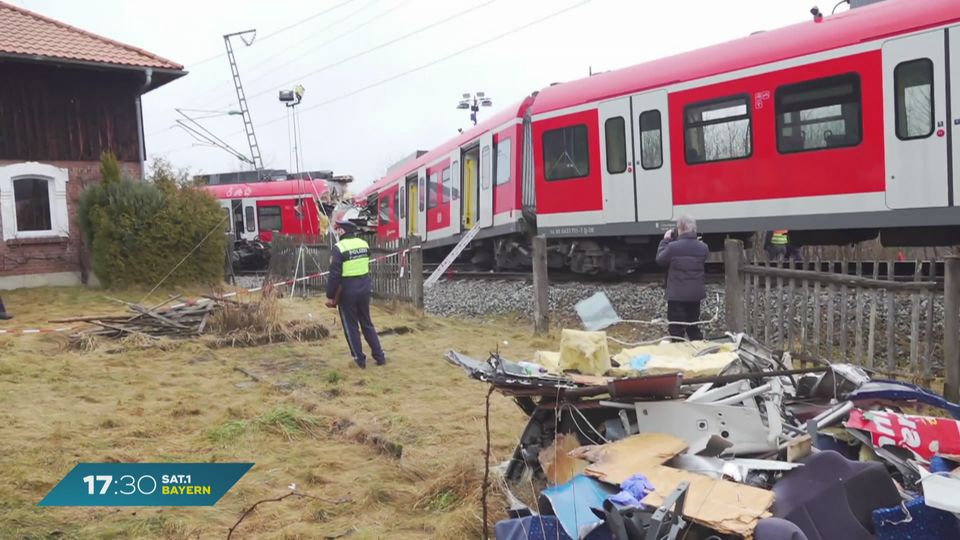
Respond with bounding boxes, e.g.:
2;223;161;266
357;0;960;274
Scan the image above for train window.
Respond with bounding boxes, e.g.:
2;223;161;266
639;110;663;170
604;117;627;174
481;146;492;189
895;59;934;140
419;176;426;212
222;207;232;232
543;124;590;180
379;194;392;224
244;206;255;232
257;205;282;232
442;167;458;200
495;139;513;185
776;73;861;153
399;187;406;219
427;172;440;209
684;95;752;164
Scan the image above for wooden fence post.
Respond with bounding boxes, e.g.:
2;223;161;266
944;256;960;402
410;236;424;311
533;235;549;335
724;238;745;333
223;234;235;285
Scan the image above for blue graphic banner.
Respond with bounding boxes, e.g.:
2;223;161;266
39;463;253;506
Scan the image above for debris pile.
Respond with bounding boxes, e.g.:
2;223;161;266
447;331;960;539
56;297;217;343
59;294;328;348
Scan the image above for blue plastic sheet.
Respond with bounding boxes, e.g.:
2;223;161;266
542;474;618;539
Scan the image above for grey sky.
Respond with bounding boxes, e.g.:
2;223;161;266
11;0;832;191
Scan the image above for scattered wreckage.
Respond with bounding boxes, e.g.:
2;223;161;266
446;327;960;540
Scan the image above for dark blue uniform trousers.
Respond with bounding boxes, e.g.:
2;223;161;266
337;287;385;367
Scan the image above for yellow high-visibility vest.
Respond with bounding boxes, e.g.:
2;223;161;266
771;230;789;246
336;237;370;277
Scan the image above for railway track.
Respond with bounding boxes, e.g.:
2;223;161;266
423;260;949;284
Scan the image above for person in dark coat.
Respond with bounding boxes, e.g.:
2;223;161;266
325;220;386;369
655;214;708;341
0;296;11;320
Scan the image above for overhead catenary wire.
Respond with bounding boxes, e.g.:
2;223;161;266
191;0;388;111
244;0;499;101
182;0;360;69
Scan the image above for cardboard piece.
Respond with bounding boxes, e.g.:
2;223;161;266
559;329;611;376
572;433;774;538
539;433;588;485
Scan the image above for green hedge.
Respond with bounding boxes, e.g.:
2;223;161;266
78;154;226;288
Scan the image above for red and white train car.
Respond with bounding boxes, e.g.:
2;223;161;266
362;0;960;273
206;179;331;243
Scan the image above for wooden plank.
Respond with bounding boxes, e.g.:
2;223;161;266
776;264;785;348
800;278;809;360
786;277;795;352
724;239;745;333
826;283;835;361
764;272;773;344
813;257;822;360
866;262;879;369
886;260;897;373
909;262;922;377
945;257;960;402
923;261;935;381
743;268;753;334
532;235;549;335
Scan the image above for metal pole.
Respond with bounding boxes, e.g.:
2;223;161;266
944;256;960;401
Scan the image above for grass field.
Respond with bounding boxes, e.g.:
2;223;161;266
0;286;552;539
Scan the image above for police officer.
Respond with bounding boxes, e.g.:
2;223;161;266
767;229;789;260
325;219;386;368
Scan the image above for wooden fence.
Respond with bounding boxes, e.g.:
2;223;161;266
724;239;960;401
267;234;423;307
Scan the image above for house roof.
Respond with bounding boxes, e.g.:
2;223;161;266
0;1;184;73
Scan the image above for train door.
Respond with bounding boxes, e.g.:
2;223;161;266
405;173;419;237
478;132;494;228
462;145;480;229
449;150;462;232
630;90;673;221
236;198;258;241
398;184;407;239
598;97;636;224
417;166;428;239
951;26;960;205
883;30;949;209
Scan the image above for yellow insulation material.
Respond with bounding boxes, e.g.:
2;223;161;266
558;329;611;376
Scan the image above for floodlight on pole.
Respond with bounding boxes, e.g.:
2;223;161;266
457;91;493;126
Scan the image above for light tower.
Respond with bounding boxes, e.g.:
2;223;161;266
457;91;493;126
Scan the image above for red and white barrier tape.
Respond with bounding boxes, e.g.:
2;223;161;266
0;245;419;337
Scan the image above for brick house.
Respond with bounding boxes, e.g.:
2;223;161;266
0;1;185;289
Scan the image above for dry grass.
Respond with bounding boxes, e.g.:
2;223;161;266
0;286;536;539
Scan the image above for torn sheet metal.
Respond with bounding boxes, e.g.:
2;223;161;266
631;399;781;455
846;408;960;461
541;474;617;539
444;351;575;392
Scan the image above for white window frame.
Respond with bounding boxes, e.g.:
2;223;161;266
0;162;70;241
